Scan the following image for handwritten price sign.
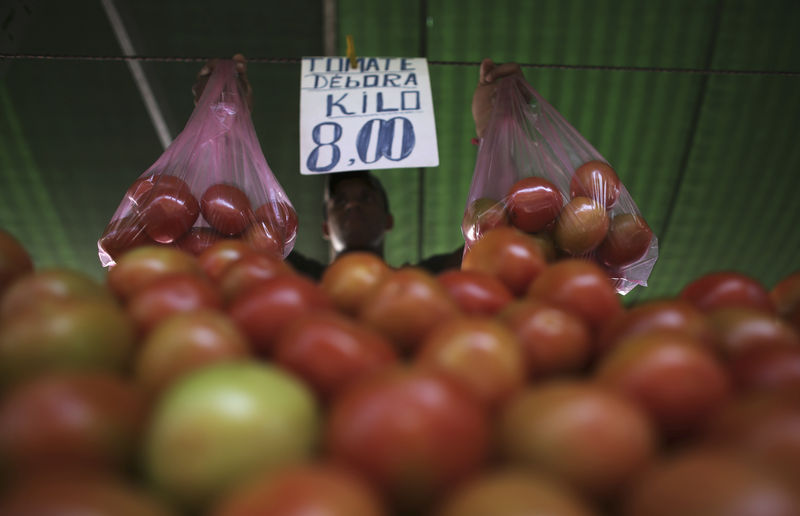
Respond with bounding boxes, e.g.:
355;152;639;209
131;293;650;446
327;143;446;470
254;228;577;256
299;57;439;175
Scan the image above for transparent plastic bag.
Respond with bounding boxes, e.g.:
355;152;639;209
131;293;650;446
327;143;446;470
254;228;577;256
98;59;297;267
462;75;658;294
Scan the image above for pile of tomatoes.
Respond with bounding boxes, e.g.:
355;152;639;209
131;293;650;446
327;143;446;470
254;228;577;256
0;226;799;516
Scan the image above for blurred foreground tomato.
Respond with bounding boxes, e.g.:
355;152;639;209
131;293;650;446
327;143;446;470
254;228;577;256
106;245;204;301
0;471;177;516
227;274;331;355
0;372;148;475
706;306;800;361
680;270;774;314
435;468;598;516
623;449;800;516
0;229;33;295
0;298;136;388
595;330;731;438
125;272;222;335
144;360;320;510
274;311;398;400
461;226;548;296
437;269;514;316
415;317;526;409
217;251;293;304
528;258;623;335
134;309;251;396
196;239;260;282
326;366;490;513
0;267;115;320
358;267;460;355
212;463;387;516
498;299;592;378
321;251;392;316
771;271;800;330
498;380;656;500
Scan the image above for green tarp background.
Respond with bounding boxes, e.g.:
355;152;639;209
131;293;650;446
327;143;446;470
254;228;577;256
1;0;798;303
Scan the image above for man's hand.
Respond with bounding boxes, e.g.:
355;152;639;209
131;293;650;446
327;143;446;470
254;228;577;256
471;58;524;139
191;53;253;110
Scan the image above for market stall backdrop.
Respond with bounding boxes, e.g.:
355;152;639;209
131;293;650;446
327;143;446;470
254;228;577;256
1;0;798;305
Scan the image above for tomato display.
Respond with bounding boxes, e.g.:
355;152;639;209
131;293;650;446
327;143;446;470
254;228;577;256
3;233;797;515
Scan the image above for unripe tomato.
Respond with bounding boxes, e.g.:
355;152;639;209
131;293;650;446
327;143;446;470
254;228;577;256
553;197;609;256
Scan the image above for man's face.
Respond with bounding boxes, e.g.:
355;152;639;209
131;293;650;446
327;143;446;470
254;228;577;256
323;177;393;252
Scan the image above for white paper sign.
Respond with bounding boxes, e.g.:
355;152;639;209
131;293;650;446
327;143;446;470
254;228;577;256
299;57;439;175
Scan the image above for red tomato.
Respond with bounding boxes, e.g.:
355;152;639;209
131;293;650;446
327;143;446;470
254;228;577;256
461;197;510;246
200;184;253;236
771;271;800;331
596;213;653;268
728;346;800;394
326;366;490;513
569;160;621;208
0;472;177;516
706;307;800;360
0;268;115;320
680;271;775;314
212;463;387;516
461;226;548;296
197;239;261;282
98;216;154;263
414;317;526;409
0;372;148;474
358;267;460;355
175;227;225;256
498;380;656;499
528;259;623;334
217;252;294;305
0;299;136;388
228;274;332;355
126;272;222;335
623;449;800;516
0;229;33;295
140;175;200;243
595;330;731;437
505;176;564;233
242;221;284;256
254;200;299;244
701;391;800;492
321;252;392;316
436;468;597;516
596;299;716;356
273;311;398;400
498;299;592;377
553;197;609;256
437;269;514;316
135;309;251;396
106;245;204;301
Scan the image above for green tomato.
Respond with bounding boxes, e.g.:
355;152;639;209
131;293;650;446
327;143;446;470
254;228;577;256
143;360;320;509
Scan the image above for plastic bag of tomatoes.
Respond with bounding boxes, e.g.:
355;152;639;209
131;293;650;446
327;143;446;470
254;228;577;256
462;74;658;294
98;59;297;267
